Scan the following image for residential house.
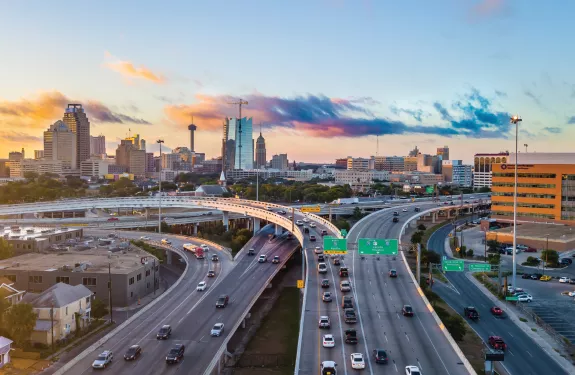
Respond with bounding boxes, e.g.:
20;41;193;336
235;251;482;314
0;277;25;305
0;336;12;368
20;283;93;345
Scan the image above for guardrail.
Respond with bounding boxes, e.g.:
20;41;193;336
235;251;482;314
293;245;310;375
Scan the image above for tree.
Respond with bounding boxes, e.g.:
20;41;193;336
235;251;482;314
445;315;467;341
352;207;363;220
411;231;424;245
479;186;491;193
417;224;427;231
91;298;109;319
5;303;37;346
426;250;441;266
488;254;501;265
466;249;474;258
487;240;499;253
0;238;13;260
333;219;350;231
0;297;8;331
541;250;559;267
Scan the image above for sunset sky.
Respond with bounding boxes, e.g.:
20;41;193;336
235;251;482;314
0;0;574;164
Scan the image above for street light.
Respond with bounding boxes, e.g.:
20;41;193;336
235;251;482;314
510;115;522;289
543;234;549;275
157;139;164;235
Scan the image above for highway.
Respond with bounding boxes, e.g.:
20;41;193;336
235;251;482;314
428;223;570;375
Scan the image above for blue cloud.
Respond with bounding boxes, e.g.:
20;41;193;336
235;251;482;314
568;116;575;124
543;127;562;134
389;105;429;122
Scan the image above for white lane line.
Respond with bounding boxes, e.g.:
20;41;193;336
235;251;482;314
508;350;515;356
378;313;381;319
508;332;514;338
351;250;374;375
417;360;423;372
385;333;388;343
389;294;393;301
328;259;348;375
393;362;398;372
405;333;410;342
526;350;533;357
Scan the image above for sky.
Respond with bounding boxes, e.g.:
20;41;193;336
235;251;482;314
0;0;574;164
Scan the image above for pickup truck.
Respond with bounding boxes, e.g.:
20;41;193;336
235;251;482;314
463;306;479;320
345;329;358;344
344;308;357;323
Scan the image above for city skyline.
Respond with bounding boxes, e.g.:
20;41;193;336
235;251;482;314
1;1;574;162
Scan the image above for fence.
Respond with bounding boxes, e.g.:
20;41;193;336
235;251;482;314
234;354;295;368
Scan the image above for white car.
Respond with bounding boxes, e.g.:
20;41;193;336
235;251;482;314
314;247;323;254
517;294;533;302
258;254;267;263
350;353;365;369
200;244;209;251
140;236;150;240
303;217;309;223
402;208;407;212
310;222;316;228
405;365;422;375
323;334;335;348
568;291;575;297
92;350;113;369
295;220;304;226
210;323;224;336
197;281;207;291
559;277;570;283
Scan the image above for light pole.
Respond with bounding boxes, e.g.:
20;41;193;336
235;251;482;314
510;115;522;289
543;234;549;275
157;139;164;235
256;170;259;201
524;143;528;153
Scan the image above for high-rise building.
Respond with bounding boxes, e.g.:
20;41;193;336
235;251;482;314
34;150;44;159
115;140;134;169
8;149;24;161
404;157;418;171
129;149;146;177
442;160;472;187
436;146;449;161
416;154;433;172
90;135;106;156
375;156;405;172
335;158;348;169
346;156;375;171
473;152;509;188
80;157;113;178
145;153;155;173
43;120;77;169
222;117;254;170
9;159;63;178
271;154;289;170
62;104;90;169
255;131;266;169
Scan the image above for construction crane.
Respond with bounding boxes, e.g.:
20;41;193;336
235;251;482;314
227;99;248;169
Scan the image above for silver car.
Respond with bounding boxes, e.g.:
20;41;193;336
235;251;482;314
211;323;225;336
92;350;113;369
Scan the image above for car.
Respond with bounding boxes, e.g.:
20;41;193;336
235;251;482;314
124;345;142;361
211;323;225;337
247;248;255;256
315;247;323;254
157;325;172;339
463;306;479;320
321;279;330;288
258;254;267;263
530;273;543;280
272;256;280;264
310;235;317;242
392;217;399;223
517;294;533;302
161;239;171;245
405;365;422;375
107;217;119;222
568;291;575;297
491;306;503;316
342;296;353;309
523;246;538;253
402;305;414;317
559;277;570;283
92;350;113;368
414;207;420;212
389;269;397;278
323;292;332;302
333;257;340;266
560;258;573;265
140;236;150;240
402;208;407;212
310;222;316;228
303;217;309;223
319;316;331;328
197;281;207;291
522;273;532;279
350;353;365;369
340;280;351;292
318;254;325;262
321;230;329;236
165;344;185;364
344;308;357;323
216;294;229;308
200;244;209;250
339;267;349;277
318;263;327;273
540;275;552;281
393;211;399;216
321;361;337;375
488;336;507;351
345;329;358;344
323;334;335;348
304;227;310;234
295;220;304;226
288;215;293;220
372;349;388;364
266;206;273;211
570;279;575;285
211;254;219;262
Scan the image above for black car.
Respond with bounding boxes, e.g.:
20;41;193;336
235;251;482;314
345;329;358;344
321;279;330;288
560;258;572;265
522;273;532;279
530;273;543;280
321;230;328;236
124;345;142;361
318;255;325;262
373;349;388;364
342;296;353;309
392;217;399;223
165;344;185;364
216;294;229;308
333;258;340;266
393;211;399;216
402;305;414;317
211;254;219;262
414;207;420;212
463;306;479;320
157;325;172;340
304;227;310;234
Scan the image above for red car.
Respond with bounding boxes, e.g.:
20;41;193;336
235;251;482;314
490;307;503;316
402;305;414;317
107;217;119;221
523;247;537;253
488;336;507;351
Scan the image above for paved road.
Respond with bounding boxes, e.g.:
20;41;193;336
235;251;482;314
428;224;569;375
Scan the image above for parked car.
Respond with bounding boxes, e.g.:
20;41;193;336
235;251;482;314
540;275;552;281
522;273;532;279
517;294;533;302
559;277;570;283
530;273;543;280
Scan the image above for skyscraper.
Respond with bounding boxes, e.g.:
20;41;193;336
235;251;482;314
271;154;288;170
255;131;266;169
62;104;90;169
90;135;106;156
43;120;77;169
222;117;254;170
437;146;449;161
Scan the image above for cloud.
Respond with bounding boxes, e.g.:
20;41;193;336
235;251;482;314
494;90;507;97
389;105;429;122
543;127;562;134
568;116;575;125
104;53;166;84
0;91;151;129
165;90;513;140
469;0;508;21
524;90;542;107
0;131;41;143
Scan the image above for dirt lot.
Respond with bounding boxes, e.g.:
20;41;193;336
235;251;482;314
231;287;300;375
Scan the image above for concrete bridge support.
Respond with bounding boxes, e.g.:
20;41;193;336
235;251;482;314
166;250;172;265
253;218;261;235
274;224;282;236
432;212;437;224
193;223;198;235
223;211;229;231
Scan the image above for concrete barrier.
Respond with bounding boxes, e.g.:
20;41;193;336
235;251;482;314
294;247;310;375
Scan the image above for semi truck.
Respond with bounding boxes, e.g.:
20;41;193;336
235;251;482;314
183;243;205;259
332;197;359;205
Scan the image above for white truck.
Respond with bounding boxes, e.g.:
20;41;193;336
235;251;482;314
332;197;359;205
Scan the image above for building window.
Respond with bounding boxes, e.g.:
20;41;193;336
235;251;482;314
492;192;556;199
145;270;150;277
493;173;557;179
130;292;133;298
129;277;134;285
147;282;150;289
65;306;68;315
29;276;43;284
492;183;556;189
491;210;555;219
82;278;96;286
56;276;70;284
137;274;142;282
5;275;16;282
492;202;555;209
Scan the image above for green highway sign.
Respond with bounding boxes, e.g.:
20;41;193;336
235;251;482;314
323;237;347;254
340;229;348;238
358;238;398;255
505;296;518;301
442;259;464;272
426;186;435;194
469;263;492;272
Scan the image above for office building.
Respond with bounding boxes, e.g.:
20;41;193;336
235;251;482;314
226;169;314;181
335;158;348;169
43;120;77;169
125;134;146;151
491;153;575;224
199;158;223;174
145;152;155;173
404;157;418;171
8;149;24;161
436;146;449;161
90;135;106;156
9;159;63;178
442;160;472;187
108;164;128;175
417;153;433;173
473;152;509;189
80;157;113;178
34;150;44;159
222;117;254;170
0;160;9;177
271;154;289;170
115;140;133;169
162;152;182;170
62;104;90;169
334;170;390;191
346;156;375;171
128;149;146;177
255;132;266;169
375;156;405;172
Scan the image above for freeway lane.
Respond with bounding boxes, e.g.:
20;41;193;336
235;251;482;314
346;202;471;375
428;224;569;375
61;230;234;375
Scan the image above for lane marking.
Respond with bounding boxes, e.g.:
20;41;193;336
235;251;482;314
328;260;348;375
351;249;375;375
526;350;532;357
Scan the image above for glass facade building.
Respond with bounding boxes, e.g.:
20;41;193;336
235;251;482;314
223;117;254;170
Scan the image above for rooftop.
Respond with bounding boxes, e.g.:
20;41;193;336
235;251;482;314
0;246;157;274
21;283;92;308
508;152;575;165
490;223;575;243
2;226;80;241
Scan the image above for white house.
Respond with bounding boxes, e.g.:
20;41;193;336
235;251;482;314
0;336;13;368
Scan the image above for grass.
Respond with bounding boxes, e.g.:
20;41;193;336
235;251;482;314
130;240;166;262
532;328;538;332
520;317;528;322
432;268;448;283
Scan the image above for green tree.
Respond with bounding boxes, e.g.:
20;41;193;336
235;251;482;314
466;249;474;258
352;207;363;220
445;315;467;341
479;186;491;193
333;219;350;231
411;231;424;245
426;250;441;266
488;254;501;265
541;250;559;266
0;238;13;260
91;298;109;319
5;303;37;346
417;224;427;231
487;240;499;253
0;297;8;330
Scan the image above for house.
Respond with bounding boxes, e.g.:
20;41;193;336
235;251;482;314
0;277;25;305
195;185;229;197
20;283;93;345
0;336;12;368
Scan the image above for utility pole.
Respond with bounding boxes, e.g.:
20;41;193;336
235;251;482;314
50;302;54;351
153;258;156;296
108;263;113;324
157;139;164;235
510;115;522;289
416;243;421;284
227;99;248;170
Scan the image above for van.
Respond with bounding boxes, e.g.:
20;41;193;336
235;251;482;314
318;263;327;274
